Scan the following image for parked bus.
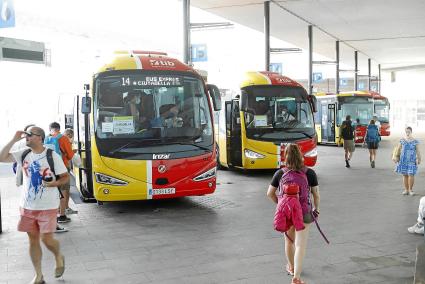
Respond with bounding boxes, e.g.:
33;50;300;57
216;71;318;169
72;51;222;202
315;91;374;145
372;92;391;136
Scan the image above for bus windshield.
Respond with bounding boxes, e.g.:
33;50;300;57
374;100;390;123
338;96;374;125
93;72;213;154
242;86;315;141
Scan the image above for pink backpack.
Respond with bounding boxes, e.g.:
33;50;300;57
278;167;310;215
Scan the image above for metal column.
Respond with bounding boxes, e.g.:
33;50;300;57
378;64;381;93
335;41;340;94
368;58;371;91
354;51;358;91
308;25;313;95
264;1;270;71
183;0;191;64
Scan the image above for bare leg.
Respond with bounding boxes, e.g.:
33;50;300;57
368;149;373;161
285;226;295;271
41;233;63;268
293;223;311;279
403;175;409;191
59;193;66;216
372;149;377;161
344;149;349;161
408;175;415;191
27;232;43;282
62;190;70;210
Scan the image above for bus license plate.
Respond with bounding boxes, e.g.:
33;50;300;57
152;188;176;195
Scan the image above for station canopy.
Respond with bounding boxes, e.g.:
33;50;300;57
191;0;425;71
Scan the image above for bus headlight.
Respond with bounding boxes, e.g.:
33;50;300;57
304;148;317;157
193;167;216;181
95;173;128;186
244;149;265;159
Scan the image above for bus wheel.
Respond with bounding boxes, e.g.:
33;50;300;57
97;201;104;206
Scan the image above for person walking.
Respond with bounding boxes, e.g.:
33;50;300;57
393;126;421;195
45;122;76;226
339;115;355;168
0;126;68;284
363;119;381;168
267;144;320;284
407;196;425;235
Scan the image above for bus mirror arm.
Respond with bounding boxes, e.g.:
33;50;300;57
207;84;222;111
308;95;317;113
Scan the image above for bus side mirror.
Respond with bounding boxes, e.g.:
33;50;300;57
207;84;222;111
308;95;317;112
81;97;91;114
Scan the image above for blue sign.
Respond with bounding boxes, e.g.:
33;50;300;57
340;78;348;86
269;63;282;74
191;44;207;62
313;72;322;83
0;0;15;28
358;82;365;90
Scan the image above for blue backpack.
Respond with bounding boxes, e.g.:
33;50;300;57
44;134;63;155
366;125;380;143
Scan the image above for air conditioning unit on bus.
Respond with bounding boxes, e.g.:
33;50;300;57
0;37;45;64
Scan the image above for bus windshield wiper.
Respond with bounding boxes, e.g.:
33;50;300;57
283;129;313;138
109;139;159;155
166;141;212;152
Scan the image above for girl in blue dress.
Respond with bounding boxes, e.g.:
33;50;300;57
394;127;421;195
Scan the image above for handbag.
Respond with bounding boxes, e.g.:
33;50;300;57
392;143;401;162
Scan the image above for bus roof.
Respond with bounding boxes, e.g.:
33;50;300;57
240;71;303;89
97;51;195;74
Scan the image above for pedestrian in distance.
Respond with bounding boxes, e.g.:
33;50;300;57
363;119;381;168
45;122;77;227
339;115;355;168
267;144;321;284
0;126;68;284
407;196;425;235
392;126;421;196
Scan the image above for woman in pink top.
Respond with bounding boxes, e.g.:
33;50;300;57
267;144;321;284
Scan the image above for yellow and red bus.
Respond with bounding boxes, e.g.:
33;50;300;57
372;92;391;136
315;91;375;145
216;71;318;169
73;51;222;202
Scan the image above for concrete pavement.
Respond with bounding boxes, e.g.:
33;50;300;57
0;134;424;284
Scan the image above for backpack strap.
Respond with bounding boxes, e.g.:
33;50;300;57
21;149;32;164
45;149;64;199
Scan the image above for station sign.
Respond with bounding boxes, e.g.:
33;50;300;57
0;0;15;28
191;44;208;62
269;63;282;74
313;72;322;83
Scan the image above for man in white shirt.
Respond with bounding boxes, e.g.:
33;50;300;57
0;126;69;284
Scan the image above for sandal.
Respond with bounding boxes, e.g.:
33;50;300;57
55;255;65;278
285;264;294;276
291;277;306;284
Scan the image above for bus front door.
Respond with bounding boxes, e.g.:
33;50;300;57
321;103;336;142
225;100;242;167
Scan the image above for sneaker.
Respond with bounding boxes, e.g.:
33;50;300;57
57;215;71;223
55;225;68;233
407;223;424;234
402;190;408;195
65;208;78;215
409;191;415;196
345;160;350;168
371;161;375;168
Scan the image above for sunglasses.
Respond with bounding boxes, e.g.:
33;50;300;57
25;131;42;137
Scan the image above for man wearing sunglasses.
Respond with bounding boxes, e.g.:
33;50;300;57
0;126;69;284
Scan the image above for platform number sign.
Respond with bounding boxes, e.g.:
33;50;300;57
358;82;365;90
0;0;15;28
191;44;208;62
269;63;282;74
340;78;348;86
